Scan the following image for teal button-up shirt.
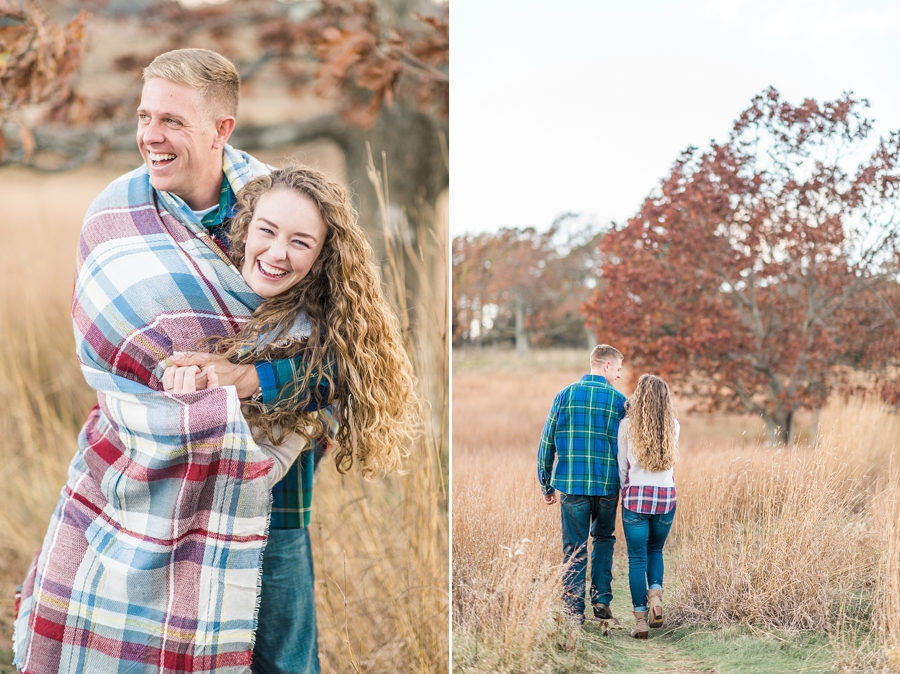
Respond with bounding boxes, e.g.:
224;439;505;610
537;374;627;497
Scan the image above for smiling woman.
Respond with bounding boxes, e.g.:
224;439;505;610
175;163;423;475
241;188;327;299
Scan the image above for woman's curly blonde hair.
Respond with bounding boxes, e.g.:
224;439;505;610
624;374;678;472
214;165;419;478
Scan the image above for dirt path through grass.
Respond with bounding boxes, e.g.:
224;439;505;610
454;614;836;674
574;620;836;674
584;623;713;673
574;559;838;674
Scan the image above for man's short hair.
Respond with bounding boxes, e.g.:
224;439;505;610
143;48;240;123
590;344;623;367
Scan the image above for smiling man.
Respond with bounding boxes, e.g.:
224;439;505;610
13;49;325;674
137;76;236;210
139;49;327;674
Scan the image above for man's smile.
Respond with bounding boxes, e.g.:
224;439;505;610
148;152;177;168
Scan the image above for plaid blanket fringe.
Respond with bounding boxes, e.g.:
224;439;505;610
14;147;280;674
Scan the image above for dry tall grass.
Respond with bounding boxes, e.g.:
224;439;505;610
0;166;448;673
452;442;574;672
453;359;900;672
874;474;900;671
452;367;585;671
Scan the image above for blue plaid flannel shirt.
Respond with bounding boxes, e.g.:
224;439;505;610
537;374;627;497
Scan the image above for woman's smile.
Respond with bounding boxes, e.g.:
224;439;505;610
257;259;288;278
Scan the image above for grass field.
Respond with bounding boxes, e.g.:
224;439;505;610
452;348;900;673
0;167;449;673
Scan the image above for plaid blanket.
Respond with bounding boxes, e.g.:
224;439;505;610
14;147;279;673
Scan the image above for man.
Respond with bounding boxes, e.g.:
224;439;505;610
15;49;322;674
537;344;627;625
142;50;326;674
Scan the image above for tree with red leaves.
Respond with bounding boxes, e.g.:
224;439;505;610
584;88;900;443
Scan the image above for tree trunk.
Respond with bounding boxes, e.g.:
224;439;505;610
766;407;794;445
340;106;448;323
474;305;483;349
515;297;528;357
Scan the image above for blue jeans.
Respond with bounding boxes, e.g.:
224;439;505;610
252;528;320;674
559;491;618;619
621;505;676;610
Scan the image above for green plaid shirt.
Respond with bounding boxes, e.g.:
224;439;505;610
537;374;627;497
255;351;336;528
269;407;339;528
270;448;315;529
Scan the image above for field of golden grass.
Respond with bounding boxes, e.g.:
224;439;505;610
0;166;448;673
452;351;900;672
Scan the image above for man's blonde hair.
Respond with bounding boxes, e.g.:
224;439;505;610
590;344;623;368
143;48;240;123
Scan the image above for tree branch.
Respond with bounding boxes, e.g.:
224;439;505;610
230;115;351;153
0;115;352;171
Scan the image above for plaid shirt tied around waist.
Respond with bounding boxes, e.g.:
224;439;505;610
622;484;677;515
538;374;627;497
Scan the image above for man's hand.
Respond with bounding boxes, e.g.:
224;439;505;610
543;491;557;505
171;352;259;399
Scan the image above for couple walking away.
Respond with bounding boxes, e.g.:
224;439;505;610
538;344;679;639
13;48;417;674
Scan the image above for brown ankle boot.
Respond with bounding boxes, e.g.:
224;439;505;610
647;589;663;628
631;610;648;639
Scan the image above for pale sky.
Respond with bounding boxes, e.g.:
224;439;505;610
451;0;900;235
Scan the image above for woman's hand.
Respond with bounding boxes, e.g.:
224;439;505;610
162;364;220;393
170;352;259;399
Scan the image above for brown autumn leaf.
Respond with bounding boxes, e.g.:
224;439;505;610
321;26;342;42
0;1;87;123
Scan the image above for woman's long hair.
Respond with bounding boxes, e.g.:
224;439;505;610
214;166;419;478
624;374;678;472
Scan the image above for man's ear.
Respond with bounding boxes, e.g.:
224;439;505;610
212;116;236;149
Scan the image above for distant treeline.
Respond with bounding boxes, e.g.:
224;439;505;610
452;214;605;352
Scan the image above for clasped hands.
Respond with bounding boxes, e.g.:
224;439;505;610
162;352;260;399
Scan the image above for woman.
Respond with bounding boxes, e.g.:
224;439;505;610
617;374;679;639
167;165;420;479
166;166;421;674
